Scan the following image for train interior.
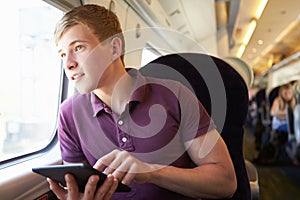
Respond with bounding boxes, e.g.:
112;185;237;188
0;0;300;199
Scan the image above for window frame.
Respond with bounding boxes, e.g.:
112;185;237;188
0;1;71;167
0;67;69;169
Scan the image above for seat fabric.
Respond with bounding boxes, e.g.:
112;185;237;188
140;53;251;200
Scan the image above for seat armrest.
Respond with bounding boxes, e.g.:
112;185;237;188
245;159;259;200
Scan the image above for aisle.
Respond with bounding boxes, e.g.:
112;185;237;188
257;165;300;200
243;125;300;200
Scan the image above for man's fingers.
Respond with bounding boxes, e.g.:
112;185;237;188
119;171;135;186
83;175;99;199
65;174;80;199
104;175;119;200
94;174;118;200
94;149;121;172
47;178;67;200
93;159;106;172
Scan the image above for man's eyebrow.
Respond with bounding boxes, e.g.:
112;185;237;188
57;49;64;54
57;40;88;54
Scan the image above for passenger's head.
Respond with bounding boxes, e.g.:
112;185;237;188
54;4;125;62
278;83;295;109
279;83;294;102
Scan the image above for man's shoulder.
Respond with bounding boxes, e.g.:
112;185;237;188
144;75;185;89
60;93;91;112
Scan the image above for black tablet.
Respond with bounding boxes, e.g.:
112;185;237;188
32;163;131;193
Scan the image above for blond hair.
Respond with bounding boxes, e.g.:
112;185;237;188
278;83;296;110
54;4;125;62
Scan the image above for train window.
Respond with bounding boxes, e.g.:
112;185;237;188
0;0;63;162
141;43;161;66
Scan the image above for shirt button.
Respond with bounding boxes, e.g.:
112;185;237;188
121;137;127;143
118;120;123;126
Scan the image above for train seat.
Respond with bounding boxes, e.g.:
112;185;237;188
140;53;257;200
245;160;259;200
293;83;300;157
268;86;279;110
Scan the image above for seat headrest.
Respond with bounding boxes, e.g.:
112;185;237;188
140;53;249;131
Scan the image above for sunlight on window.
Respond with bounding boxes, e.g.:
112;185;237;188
0;0;63;161
141;43;161;67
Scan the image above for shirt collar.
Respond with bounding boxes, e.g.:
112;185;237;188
90;92;105;117
90;68;150;117
127;68;149;103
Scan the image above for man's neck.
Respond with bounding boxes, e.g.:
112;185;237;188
93;64;135;115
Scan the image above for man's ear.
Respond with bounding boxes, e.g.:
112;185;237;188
110;37;123;60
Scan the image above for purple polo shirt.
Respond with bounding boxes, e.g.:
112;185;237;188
58;69;215;199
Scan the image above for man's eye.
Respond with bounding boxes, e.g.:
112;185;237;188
60;53;66;58
75;45;83;52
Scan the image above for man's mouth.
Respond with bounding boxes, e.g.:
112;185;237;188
71;73;84;80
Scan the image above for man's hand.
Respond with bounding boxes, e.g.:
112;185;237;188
47;173;118;200
94;149;159;185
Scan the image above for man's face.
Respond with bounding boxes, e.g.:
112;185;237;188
57;24;113;94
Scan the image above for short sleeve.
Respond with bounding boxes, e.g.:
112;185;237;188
177;84;216;142
58;99;86;163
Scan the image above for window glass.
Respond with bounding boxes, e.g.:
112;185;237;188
141;43;161;67
0;0;63;161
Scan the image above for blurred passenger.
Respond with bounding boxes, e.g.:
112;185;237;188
267;83;295;163
255;83;296;164
270;83;296;138
286;82;300;165
246;86;258;128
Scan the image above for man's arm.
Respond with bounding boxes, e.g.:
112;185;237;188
94;129;237;199
147;129;237;199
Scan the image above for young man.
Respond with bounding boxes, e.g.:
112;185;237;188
48;4;237;200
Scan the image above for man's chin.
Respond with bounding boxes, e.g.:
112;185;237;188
75;86;95;94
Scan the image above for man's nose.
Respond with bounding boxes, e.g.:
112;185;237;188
64;53;77;70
